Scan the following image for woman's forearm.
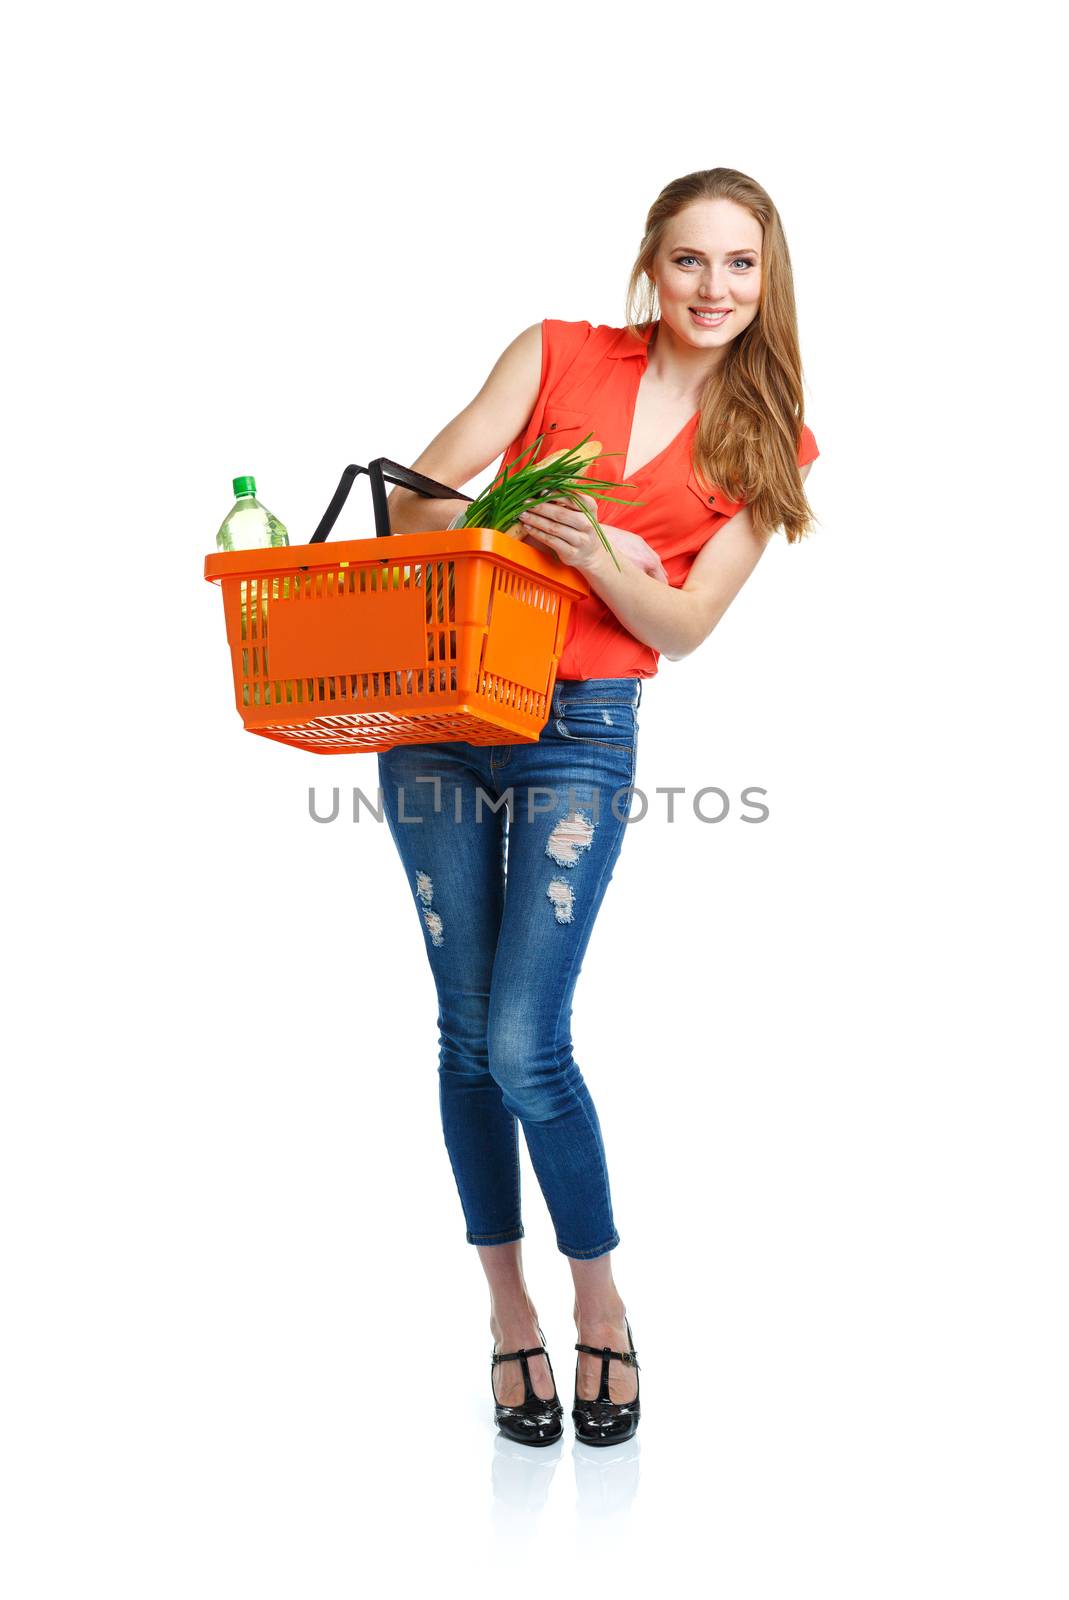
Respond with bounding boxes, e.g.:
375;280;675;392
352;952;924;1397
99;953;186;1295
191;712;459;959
580;543;702;661
387;489;705;659
386;487;472;536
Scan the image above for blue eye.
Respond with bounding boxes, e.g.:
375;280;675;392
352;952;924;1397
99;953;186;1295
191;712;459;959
674;254;755;269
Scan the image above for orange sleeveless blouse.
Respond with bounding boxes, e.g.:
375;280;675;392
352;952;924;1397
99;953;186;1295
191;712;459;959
500;318;819;680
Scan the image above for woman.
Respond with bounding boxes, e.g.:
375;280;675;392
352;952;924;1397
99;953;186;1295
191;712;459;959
378;167;819;1448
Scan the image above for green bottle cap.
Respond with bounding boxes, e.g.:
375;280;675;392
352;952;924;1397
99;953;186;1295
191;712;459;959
233;475;257;498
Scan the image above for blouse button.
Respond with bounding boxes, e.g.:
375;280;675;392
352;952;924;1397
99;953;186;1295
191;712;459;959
708;494;715;503
549;422;558;430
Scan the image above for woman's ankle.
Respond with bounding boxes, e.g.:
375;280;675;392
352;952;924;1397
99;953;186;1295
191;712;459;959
490;1300;540;1343
574;1297;627;1333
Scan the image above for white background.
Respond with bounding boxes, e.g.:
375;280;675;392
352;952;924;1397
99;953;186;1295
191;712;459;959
3;1;1065;1595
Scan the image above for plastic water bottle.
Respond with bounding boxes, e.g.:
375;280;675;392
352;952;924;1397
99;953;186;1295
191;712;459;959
215;475;289;550
216;476;289;647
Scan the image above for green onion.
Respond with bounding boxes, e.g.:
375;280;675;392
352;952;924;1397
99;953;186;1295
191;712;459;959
458;432;645;574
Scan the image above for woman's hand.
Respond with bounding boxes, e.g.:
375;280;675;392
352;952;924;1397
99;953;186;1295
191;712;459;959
519;493;669;582
601;525;670;583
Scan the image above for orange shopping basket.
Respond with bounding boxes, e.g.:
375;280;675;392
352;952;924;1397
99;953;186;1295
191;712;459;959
203;457;592;755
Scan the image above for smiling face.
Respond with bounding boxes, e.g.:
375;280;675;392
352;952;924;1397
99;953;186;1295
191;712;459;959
647;198;763;353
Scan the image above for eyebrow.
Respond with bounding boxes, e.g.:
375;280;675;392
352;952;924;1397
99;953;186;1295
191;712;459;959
671;245;760;257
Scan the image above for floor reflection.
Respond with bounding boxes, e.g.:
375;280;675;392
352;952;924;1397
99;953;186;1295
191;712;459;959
573;1434;640;1517
488;1427;641;1527
490;1431;564;1529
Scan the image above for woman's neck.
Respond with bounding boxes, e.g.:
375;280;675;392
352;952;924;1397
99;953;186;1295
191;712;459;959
645;320;725;404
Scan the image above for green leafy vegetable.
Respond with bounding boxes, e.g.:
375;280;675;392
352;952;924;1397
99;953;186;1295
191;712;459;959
458;432;645;573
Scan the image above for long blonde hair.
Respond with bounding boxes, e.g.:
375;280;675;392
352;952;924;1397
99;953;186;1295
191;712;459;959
624;167;818;543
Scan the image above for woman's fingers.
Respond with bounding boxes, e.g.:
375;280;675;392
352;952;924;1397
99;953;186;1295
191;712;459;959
520;509;573;539
522;505;578;531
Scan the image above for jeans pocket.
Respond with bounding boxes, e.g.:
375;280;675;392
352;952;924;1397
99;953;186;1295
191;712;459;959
554;701;636;752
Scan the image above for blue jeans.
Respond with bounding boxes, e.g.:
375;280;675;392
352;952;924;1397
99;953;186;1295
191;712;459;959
376;676;643;1260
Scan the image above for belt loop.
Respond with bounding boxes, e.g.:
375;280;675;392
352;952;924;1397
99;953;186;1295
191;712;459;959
636;678;643;709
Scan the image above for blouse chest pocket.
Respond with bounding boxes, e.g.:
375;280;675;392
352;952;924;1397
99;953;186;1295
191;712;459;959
686;460;744;520
538;405;592;457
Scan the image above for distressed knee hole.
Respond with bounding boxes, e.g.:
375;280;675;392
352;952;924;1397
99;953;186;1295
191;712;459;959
414;870;444;945
546;878;575;924
545;809;596;868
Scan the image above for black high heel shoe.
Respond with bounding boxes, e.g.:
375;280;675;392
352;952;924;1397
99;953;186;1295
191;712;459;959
572;1317;641;1446
491;1326;564;1447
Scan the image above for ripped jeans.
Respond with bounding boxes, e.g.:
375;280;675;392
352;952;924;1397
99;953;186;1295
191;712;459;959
376;676;643;1260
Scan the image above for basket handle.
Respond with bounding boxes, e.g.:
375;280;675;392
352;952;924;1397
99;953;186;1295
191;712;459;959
310;459;474;543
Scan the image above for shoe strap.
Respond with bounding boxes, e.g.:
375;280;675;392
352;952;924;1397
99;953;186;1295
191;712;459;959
574;1341;640;1403
492;1343;557;1407
574;1342;639;1365
492;1344;548;1365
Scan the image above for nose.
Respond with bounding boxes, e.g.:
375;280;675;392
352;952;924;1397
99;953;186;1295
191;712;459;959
698;267;729;300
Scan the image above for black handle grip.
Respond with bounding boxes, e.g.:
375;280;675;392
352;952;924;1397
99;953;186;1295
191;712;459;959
310;458;474;543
